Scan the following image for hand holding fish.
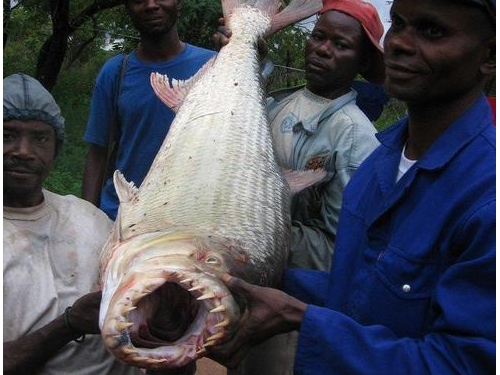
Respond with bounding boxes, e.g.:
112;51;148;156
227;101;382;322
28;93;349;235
206;275;307;368
65;291;103;335
213;17;231;51
213;17;269;60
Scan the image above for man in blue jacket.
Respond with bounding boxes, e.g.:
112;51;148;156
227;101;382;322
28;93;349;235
206;0;496;374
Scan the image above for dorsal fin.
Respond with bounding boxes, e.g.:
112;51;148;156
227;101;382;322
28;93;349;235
113;170;139;204
150;56;216;113
113;170;139;240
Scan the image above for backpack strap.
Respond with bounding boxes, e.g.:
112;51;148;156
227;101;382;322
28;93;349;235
104;53;130;182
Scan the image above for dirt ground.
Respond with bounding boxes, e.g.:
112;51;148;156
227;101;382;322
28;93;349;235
196;358;227;375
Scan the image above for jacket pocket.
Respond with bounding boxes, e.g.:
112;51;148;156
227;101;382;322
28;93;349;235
374;245;440;300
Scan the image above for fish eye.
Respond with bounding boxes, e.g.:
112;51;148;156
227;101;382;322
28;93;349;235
205;255;221;265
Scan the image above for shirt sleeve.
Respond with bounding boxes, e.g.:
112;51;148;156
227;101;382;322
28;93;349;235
282;268;329;306
293;200;496;375
83;57;122;147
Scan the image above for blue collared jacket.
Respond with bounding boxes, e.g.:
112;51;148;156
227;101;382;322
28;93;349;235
284;94;496;375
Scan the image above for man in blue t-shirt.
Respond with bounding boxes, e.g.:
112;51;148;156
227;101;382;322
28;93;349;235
82;0;216;221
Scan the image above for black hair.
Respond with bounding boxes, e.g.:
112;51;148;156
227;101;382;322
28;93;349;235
450;0;495;27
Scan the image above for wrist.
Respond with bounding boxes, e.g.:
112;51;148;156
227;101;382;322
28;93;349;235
282;296;307;332
62;306;86;343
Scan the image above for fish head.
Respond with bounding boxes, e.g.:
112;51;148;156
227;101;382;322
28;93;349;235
99;231;245;370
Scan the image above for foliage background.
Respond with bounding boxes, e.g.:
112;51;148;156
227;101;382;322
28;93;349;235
4;0;405;198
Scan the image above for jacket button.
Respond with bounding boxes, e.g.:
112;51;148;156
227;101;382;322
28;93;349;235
402;284;411;293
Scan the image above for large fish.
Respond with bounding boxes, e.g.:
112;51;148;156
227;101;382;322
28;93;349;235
99;0;322;370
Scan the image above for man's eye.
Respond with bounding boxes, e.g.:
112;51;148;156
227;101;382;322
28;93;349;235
389;13;404;30
334;41;348;50
421;25;444;39
34;133;53;145
308;32;323;42
3;132;15;142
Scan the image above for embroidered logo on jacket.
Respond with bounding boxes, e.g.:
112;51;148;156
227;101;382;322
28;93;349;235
305;153;329;170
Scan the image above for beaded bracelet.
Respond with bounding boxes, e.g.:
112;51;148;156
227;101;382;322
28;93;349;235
63;306;86;343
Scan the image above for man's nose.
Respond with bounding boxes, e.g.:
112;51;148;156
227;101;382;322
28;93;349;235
12;136;35;158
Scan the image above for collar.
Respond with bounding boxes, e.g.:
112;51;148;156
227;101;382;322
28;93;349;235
4;191;48;221
376;94;493;171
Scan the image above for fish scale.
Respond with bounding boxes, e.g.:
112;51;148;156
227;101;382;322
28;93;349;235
99;0;322;370
121;38;283;260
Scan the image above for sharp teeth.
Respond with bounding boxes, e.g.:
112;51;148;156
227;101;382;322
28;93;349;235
196;347;207;355
188;285;204;292
197;292;216;301
203;340;216;348
214;319;229;328
207;332;224;341
180;278;193;284
132;292;148;302
104;336;121;349
123;306;137;313
210;305;226;313
135;356;154;362
116;322;134;331
123;347;137;356
145;358;166;364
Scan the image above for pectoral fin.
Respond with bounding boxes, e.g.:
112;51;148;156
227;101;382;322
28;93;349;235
284;169;327;195
150;57;216;113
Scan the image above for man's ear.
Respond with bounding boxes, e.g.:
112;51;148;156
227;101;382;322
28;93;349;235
480;36;496;76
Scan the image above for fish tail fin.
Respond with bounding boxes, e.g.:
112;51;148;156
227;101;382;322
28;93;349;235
222;0;280;19
270;0;323;34
221;0;322;35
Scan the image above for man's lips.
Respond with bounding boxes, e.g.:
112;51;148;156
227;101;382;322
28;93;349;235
305;59;327;73
5;168;36;177
143;17;164;25
4;163;38;177
385;61;423;79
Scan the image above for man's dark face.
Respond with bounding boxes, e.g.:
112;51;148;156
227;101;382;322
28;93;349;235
126;0;181;37
3;119;57;207
383;0;492;105
304;10;366;99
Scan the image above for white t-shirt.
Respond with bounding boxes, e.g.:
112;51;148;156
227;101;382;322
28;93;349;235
396;143;417;182
3;190;141;375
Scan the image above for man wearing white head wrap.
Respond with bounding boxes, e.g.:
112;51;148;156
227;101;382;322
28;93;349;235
3;73;142;375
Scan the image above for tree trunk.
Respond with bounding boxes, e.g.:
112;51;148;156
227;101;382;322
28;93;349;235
36;0;70;90
4;0;11;48
35;0;123;91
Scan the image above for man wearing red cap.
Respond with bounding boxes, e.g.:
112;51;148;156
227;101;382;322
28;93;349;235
224;0;386;374
207;0;495;374
267;0;385;273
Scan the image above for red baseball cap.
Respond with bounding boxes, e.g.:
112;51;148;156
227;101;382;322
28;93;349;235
319;0;385;83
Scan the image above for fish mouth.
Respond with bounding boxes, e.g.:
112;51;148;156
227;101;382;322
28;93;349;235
100;264;239;370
